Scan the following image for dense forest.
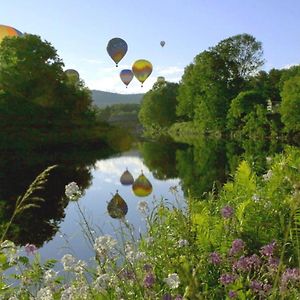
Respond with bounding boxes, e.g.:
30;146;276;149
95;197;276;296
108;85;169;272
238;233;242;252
138;33;300;141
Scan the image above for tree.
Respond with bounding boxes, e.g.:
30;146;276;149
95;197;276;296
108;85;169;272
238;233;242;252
280;75;300;133
138;81;178;131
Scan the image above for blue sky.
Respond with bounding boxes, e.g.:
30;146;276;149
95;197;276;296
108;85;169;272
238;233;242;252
2;0;300;93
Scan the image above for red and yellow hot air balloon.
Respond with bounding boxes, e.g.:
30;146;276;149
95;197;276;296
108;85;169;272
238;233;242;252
132;171;152;197
106;37;128;67
107;191;128;219
132;59;153;87
0;25;23;44
120;69;134;88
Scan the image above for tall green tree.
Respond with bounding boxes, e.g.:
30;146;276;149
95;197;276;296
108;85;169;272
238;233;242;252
139;81;178;131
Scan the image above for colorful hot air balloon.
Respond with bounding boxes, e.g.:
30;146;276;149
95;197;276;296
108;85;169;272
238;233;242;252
132;59;153;87
65;69;80;83
0;25;23;44
120;69;134;88
120;169;134;185
160;41;165;47
107;191;128;219
132;172;152;197
107;37;128;67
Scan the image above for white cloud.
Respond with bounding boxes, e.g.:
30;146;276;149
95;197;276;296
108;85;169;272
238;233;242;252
157;66;184;76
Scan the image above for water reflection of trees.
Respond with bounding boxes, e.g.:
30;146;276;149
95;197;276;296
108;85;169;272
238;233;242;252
0;146;116;247
141;137;285;199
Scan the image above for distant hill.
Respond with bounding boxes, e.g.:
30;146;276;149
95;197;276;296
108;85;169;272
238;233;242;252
91;90;144;107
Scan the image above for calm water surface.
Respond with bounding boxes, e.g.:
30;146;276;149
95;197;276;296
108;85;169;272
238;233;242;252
38;150;184;262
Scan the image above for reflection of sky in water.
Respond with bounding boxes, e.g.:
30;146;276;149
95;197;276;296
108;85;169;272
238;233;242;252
39;153;184;263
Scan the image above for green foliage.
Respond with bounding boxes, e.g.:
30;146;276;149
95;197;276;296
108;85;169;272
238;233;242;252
280;75;300;133
138;81;179;131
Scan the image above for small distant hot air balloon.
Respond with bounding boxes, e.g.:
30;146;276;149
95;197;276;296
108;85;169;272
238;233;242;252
132;59;153;87
107;191;128;219
107;37;128;67
120;69;134;88
160;41;165;47
65;69;80;83
157;76;165;83
120;169;134;185
132;171;152;197
0;25;23;44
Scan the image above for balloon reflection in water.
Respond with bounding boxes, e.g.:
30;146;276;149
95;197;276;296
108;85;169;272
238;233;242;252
132;171;152;197
107;191;128;219
120;169;134;185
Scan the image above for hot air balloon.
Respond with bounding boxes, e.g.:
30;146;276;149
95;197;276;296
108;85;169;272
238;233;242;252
0;25;23;44
107;37;128;67
160;41;165;47
65;69;80;83
107;191;128;219
132;59;153;87
157;76;165;83
132;171;152;197
120;169;134;185
120;69;134;88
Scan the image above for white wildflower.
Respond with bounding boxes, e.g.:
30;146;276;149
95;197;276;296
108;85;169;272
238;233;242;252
36;287;53;300
177;239;189;247
61;254;76;271
252;194;260;202
1;240;18;264
65;182;82;200
262;170;273;181
74;260;87;274
266;156;272;163
93;273;110;290
44;269;57;284
164;273;180;289
145;236;154;245
137;200;149;214
94;235;117;257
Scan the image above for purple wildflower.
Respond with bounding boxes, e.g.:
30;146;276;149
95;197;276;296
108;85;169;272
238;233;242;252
280;268;300;292
209;252;221;265
250;280;263;293
220;273;236;285
162;293;172;300
229;239;245;256
174;296;183;300
144;273;155;288
221;206;234;218
248;254;261;270
232;256;251;272
228;290;237;298
260;241;276;257
24;243;37;255
267;257;279;272
143;264;153;272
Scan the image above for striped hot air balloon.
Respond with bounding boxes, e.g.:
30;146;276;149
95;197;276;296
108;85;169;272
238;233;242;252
107;37;128;67
132;59;153;87
132;172;152;197
0;25;23;44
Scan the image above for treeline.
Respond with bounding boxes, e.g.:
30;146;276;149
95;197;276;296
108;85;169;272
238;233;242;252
138;33;300;139
0;34;126;152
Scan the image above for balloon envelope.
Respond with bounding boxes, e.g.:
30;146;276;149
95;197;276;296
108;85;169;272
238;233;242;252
0;25;23;44
107;38;128;67
120;169;134;185
132;172;152;197
157;76;165;83
120;69;134;87
65;69;80;82
132;59;153;86
107;191;128;219
160;41;165;47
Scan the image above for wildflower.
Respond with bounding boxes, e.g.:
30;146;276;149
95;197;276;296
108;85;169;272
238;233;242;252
24;243;37;255
162;293;172;300
233;254;261;272
221;205;234;218
1;240;18;263
252;194;260;202
228;290;237;298
144;273;155;288
262;170;272;181
260;241;276;257
177;239;188;247
61;254;76;271
65;182;82;200
219;273;236;285
36;287;53;300
164;273;180;289
250;280;263;293
143;263;153;272
145;236;154;245
267;256;279;271
137;200;149;214
229;239;245;256
93;273;110;290
209;252;221;265
174;296;183;300
74;260;87;274
280;268;300;292
44;269;58;284
94;235;117;257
